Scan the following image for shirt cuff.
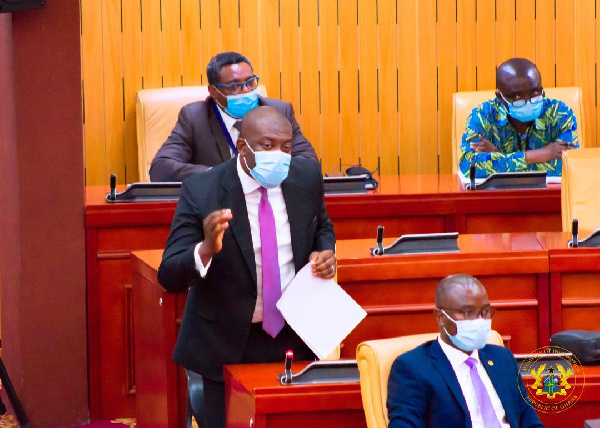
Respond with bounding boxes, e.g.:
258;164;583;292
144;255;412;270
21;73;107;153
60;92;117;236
194;242;212;277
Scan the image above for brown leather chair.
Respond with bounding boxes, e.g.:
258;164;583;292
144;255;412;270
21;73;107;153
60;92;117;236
135;85;267;182
452;87;585;174
561;147;600;232
356;331;504;428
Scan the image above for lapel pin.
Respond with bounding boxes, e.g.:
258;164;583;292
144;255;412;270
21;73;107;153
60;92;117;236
487;360;494;366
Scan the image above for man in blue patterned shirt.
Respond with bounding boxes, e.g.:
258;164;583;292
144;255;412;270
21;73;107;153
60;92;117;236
460;58;579;178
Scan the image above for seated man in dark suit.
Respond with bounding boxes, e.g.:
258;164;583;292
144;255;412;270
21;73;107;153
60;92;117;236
157;106;336;428
387;274;544;428
150;51;317;182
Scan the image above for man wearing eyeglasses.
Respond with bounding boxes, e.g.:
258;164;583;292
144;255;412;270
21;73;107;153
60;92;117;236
459;57;579;178
387;274;544;428
150;51;317;182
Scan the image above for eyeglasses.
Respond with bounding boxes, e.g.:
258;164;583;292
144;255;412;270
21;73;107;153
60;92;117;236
499;89;545;108
438;307;497;320
213;76;260;95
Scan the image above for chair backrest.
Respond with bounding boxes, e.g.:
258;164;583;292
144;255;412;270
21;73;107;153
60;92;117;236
452;87;585;174
356;330;504;428
561;147;600;232
135;85;267;182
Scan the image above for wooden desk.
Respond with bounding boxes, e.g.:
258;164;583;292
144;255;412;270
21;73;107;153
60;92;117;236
537;232;600;336
86;177;561;418
336;233;550;356
225;362;600;428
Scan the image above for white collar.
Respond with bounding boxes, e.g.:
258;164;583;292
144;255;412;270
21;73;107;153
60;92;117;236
237;156;260;195
438;336;480;370
216;103;239;131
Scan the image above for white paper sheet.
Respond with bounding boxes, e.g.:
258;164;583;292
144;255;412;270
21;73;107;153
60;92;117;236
276;263;367;359
457;171;561;185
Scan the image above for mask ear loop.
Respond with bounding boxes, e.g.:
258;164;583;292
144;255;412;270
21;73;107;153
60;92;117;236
439;309;458;338
240;138;255;171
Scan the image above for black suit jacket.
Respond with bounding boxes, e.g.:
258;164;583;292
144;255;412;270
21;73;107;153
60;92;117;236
149;96;318;182
157;157;335;381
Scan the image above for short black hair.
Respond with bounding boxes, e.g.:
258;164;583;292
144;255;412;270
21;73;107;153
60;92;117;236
206;52;253;85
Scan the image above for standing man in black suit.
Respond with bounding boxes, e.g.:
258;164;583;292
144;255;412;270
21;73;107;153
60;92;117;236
158;106;336;428
150;51;317;182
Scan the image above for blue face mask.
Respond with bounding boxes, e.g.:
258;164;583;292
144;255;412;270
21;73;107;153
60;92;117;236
242;140;291;188
441;310;491;352
222;89;259;119
500;93;544;123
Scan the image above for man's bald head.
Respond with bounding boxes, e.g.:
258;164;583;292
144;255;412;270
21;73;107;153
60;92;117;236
435;274;487;308
236;106;293;177
240;106;292;144
496;58;542;97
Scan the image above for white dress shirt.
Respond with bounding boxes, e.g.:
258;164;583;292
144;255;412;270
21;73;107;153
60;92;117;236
437;337;510;428
215;105;239;157
194;157;295;323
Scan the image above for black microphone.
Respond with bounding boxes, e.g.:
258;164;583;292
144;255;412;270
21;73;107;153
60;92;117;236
376;225;385;255
284;350;294;384
572;219;579;248
110;174;117;200
469;165;476;191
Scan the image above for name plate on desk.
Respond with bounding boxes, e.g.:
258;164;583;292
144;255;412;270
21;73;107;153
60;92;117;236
371;232;460;256
278;360;359;385
466;171;547;190
106;182;181;203
324;175;368;195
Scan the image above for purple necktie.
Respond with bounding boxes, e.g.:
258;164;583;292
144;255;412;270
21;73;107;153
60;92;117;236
465;357;502;428
258;187;285;338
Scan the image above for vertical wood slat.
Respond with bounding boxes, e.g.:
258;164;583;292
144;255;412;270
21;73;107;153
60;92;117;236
535;0;556;88
437;0;458;174
319;0;341;173
102;0;126;183
397;0;418;174
556;0;576;87
81;0;106;185
161;0;181;87
200;0;221;84
476;0;496;90
417;0;438;173
578;0;596;148
377;0;399;175
339;0;360;168
298;0;321;159
259;0;281;100
279;0;301;114
240;0;261;77
122;0;143;183
83;0;600;184
180;0;201;86
515;0;536;61
358;0;378;171
141;0;162;89
496;0;516;65
457;0;477;91
221;0;240;53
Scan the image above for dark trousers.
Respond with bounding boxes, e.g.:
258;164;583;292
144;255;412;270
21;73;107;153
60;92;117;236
199;322;315;428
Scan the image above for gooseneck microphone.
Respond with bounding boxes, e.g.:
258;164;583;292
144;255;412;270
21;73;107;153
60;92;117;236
110;174;117;200
469;165;476;191
572;219;579;248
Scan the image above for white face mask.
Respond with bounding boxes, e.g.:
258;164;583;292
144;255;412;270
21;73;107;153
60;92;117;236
441;309;491;352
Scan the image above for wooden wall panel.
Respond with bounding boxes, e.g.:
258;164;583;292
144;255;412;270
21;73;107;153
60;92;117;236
319;0;341;174
437;0;457;174
339;0;360;169
378;0;399;175
358;0;378;171
397;0;418;174
82;0;600;184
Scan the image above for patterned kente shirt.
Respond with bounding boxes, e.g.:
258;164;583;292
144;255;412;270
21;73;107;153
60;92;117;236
459;97;579;178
